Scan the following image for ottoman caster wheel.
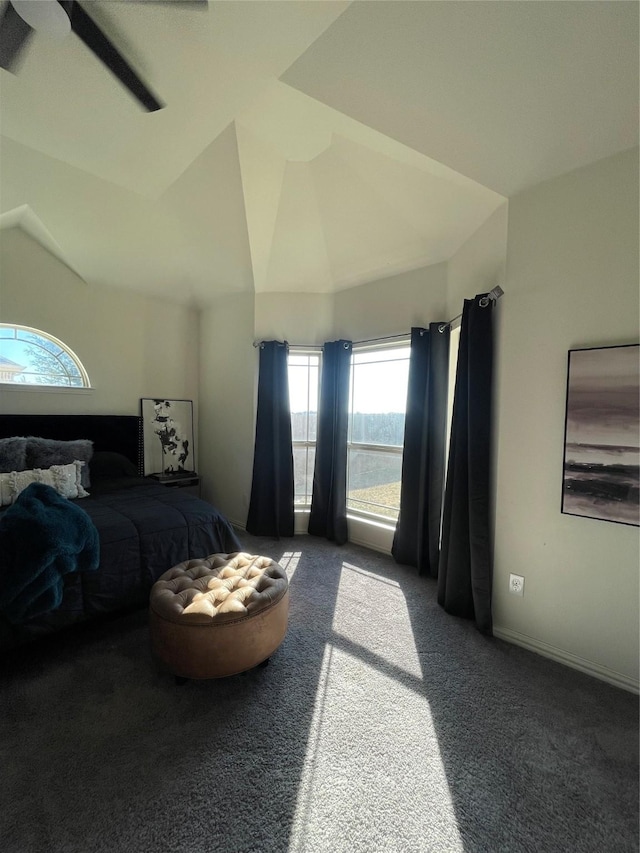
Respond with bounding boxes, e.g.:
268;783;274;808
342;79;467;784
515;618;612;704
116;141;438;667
258;657;270;669
175;675;189;686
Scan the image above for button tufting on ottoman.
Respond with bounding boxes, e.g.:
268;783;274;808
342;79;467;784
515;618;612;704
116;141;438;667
149;552;289;679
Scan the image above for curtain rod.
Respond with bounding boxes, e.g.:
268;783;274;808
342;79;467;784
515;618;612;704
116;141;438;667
252;332;412;349
253;286;505;347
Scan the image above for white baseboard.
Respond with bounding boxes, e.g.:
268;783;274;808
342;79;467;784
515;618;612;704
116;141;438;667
293;511;395;552
493;625;639;694
347;531;392;555
294;510;309;536
347;515;394;554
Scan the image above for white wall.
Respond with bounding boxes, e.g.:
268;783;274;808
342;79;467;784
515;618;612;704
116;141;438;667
0;227;199;427
199;293;256;528
446;203;508;318
333;263;448;340
491;149;639;690
254;265;449;349
255;292;334;346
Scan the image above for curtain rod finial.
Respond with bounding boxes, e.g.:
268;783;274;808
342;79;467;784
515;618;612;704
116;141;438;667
480;285;505;308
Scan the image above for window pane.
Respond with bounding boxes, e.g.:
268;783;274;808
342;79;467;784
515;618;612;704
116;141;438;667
288;354;310;367
58;352;78;373
308;363;318;441
291;402;308;443
0;324;90;387
350;410;406;446
347;344;409;521
289;362;309;440
293;445;316;505
37;373;72;387
347;448;402;520
289;354;320;443
289;351;320;507
349;352;409;447
352;347;409;365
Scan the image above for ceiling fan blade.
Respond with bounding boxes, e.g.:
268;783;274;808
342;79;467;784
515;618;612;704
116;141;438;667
66;0;164;111
0;0;34;72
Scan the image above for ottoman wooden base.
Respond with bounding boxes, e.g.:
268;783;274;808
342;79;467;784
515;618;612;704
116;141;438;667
149;552;289;679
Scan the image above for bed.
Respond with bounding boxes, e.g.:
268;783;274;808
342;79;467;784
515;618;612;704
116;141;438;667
0;414;241;648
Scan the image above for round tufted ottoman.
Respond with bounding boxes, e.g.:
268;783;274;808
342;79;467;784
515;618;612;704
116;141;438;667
149;552;289;680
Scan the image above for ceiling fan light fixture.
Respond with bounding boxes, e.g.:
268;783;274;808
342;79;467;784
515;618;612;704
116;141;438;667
11;0;70;39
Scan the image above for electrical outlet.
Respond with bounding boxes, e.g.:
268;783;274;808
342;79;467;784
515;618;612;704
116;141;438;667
509;573;525;596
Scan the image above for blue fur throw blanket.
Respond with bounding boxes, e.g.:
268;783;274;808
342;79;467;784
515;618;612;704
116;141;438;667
0;483;99;624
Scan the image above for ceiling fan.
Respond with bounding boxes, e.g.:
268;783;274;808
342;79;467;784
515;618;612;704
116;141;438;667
0;0;206;111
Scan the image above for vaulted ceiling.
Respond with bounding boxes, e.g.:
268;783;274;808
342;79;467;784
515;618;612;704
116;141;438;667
1;1;637;306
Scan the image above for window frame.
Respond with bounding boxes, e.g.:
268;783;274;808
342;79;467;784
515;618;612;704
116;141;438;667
0;324;92;389
346;339;411;524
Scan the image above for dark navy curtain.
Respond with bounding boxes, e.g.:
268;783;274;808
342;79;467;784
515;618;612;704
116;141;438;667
308;340;352;545
246;341;294;538
392;324;450;577
438;295;494;634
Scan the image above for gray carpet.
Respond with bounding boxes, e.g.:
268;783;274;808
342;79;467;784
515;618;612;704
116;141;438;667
1;531;637;853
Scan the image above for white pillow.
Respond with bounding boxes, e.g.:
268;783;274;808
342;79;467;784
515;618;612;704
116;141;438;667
0;461;89;506
50;460;89;500
0;473;13;507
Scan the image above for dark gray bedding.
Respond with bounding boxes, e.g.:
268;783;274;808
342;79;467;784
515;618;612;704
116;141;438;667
0;477;241;648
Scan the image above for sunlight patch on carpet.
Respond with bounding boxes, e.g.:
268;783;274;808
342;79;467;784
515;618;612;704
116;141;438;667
287;642;465;852
331;560;424;681
274;550;302;581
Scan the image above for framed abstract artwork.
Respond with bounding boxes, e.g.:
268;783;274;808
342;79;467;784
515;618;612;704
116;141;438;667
140;398;195;477
561;344;639;526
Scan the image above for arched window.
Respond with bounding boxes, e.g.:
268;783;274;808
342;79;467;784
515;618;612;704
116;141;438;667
0;325;91;387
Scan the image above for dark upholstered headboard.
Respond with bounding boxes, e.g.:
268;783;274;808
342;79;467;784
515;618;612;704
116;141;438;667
0;414;143;474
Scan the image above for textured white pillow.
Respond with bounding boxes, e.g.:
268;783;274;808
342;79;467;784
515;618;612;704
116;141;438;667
0;473;13;507
50;461;89;500
0;461;89;506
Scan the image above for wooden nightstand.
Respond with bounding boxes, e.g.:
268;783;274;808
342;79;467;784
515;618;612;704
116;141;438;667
150;473;201;498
